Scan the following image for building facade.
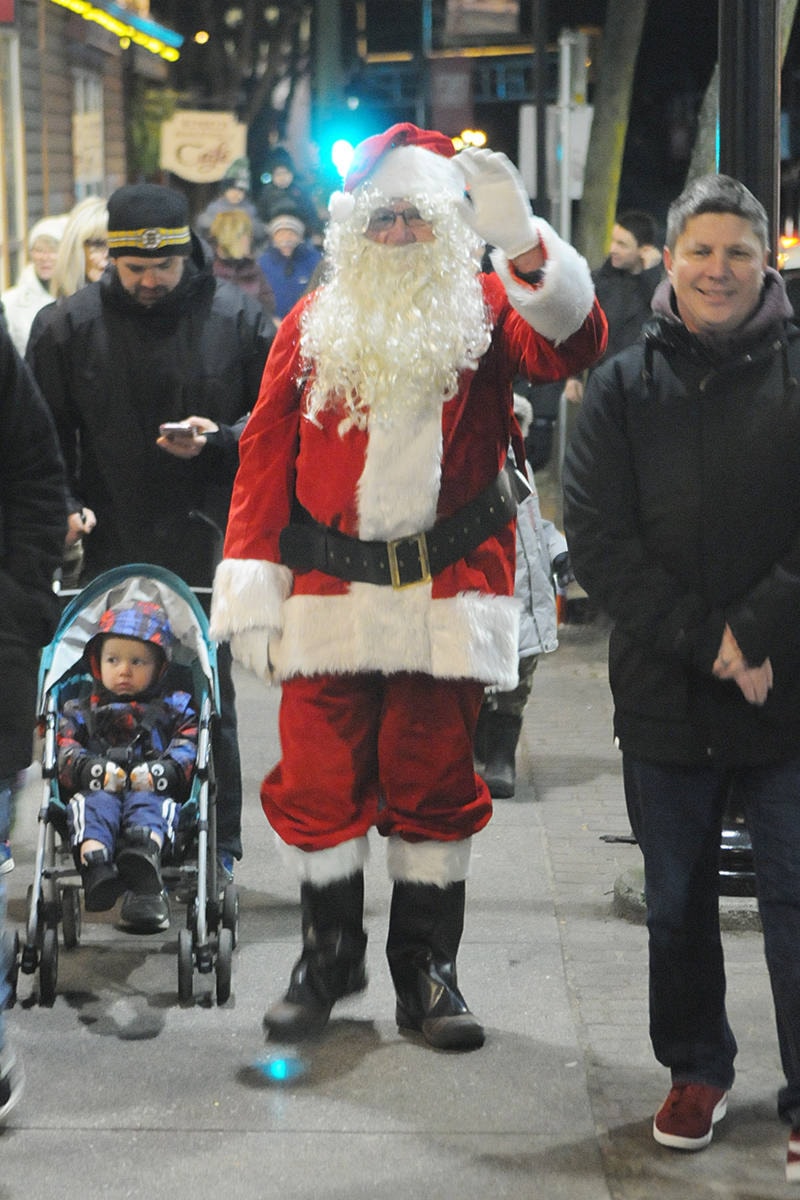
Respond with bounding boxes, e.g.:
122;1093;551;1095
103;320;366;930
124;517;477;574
0;0;180;289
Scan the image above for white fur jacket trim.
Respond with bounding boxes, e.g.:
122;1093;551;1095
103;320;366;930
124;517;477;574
280;834;370;885
386;834;472;885
490;216;595;345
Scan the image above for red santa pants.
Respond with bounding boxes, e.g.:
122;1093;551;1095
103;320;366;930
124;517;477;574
261;671;493;852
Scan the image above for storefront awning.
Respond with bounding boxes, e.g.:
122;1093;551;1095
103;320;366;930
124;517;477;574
49;0;183;61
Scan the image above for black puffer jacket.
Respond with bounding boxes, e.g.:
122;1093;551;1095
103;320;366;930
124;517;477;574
0;328;66;774
564;269;800;765
26;239;273;587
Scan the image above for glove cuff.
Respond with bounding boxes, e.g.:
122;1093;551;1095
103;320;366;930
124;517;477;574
504;220;540;262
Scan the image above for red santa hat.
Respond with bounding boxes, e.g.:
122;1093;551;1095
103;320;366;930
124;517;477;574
329;122;463;223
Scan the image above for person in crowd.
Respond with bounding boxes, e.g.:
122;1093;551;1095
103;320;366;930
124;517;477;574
27;182;273;933
57;601;196;918
195;157;265;249
257;207;322;322
48;196;109;301
563;173;800;1184
564;208;663;403
0;323;67;1122
1;215;68;355
209;209;277;323
27;197;109;589
256;145;323;242
473;391;572;799
210;121;606;1050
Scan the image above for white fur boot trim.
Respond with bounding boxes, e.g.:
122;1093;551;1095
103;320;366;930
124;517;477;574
387;836;472;886
279;835;370;885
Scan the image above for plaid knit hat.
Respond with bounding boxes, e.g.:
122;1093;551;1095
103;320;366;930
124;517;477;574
107;183;192;258
87;600;174;680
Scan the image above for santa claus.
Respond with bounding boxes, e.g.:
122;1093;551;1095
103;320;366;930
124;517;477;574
210;123;606;1049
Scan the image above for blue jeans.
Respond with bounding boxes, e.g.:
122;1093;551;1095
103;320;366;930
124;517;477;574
626;754;800;1125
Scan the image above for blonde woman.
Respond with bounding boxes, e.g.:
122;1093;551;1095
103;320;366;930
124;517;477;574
50;196;109;300
209;209;277;322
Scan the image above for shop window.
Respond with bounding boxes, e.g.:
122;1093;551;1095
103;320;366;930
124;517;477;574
72;69;104;200
0;32;24;289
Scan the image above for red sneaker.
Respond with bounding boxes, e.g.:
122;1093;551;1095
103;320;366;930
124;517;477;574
787;1129;800;1183
653;1083;728;1150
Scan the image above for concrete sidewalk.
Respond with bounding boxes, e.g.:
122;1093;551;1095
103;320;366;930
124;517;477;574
1;620;793;1199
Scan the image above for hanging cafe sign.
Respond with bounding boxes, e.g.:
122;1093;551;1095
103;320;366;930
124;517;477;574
160;111;247;184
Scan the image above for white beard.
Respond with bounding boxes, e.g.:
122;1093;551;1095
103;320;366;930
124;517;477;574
300;197;492;434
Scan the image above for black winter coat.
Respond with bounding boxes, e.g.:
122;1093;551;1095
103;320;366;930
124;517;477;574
592;257;663;363
0;327;66;775
26;246;273;588
564;271;800;766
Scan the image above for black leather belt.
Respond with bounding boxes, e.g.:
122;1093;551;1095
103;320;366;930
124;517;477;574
279;460;529;590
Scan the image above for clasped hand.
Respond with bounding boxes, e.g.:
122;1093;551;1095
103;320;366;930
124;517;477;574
712;623;773;706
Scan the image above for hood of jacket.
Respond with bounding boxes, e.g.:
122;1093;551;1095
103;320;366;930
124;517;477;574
646;266;794;365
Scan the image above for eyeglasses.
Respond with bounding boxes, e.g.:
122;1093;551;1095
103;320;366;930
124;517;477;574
366;207;430;234
84;238;108;252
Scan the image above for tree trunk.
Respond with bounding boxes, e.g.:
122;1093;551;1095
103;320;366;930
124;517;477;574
573;0;650;267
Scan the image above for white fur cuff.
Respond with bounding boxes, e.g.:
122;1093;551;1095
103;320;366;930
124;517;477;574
491;217;595;344
209;558;293;641
387;835;472;885
280;835;370;884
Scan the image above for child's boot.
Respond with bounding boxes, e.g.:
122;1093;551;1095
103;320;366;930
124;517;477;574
81;847;125;911
116;827;163;894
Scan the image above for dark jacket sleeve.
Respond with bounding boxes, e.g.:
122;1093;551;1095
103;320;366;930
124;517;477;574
0;326;67;647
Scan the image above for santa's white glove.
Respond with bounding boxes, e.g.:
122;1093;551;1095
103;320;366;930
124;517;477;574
455;147;539;259
129;764;154;792
230;628;275;682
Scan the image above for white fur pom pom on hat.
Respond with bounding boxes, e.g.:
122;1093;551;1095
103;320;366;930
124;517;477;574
328;190;356;223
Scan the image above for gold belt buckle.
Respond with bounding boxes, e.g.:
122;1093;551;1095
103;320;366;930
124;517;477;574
387;532;431;589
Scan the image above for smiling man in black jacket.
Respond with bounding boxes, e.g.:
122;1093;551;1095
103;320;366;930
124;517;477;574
564;174;800;1184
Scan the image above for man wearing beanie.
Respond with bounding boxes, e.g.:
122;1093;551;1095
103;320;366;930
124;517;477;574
211;122;606;1050
27;181;274;932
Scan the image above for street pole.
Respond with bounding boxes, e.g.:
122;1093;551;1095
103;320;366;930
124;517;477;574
557;28;578;242
718;0;780;260
417;0;433;129
532;0;549;221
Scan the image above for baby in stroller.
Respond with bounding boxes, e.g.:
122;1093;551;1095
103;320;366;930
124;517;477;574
57;600;197;927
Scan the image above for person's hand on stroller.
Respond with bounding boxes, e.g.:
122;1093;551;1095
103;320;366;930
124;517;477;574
65;505;96;547
157;415;219;460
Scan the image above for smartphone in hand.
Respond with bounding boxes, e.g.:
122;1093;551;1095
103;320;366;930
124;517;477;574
159;422;196;440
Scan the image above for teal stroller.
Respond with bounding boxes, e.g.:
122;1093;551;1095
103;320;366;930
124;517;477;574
13;565;238;1007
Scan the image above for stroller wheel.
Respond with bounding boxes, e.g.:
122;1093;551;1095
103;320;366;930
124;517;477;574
178;927;194;1003
216;927;233;1006
61;886;82;949
39;926;59;1007
221;885;239;949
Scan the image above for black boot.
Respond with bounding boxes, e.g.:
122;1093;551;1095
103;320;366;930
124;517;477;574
81;848;125;912
387;880;484;1051
263;872;368;1041
116;826;163;894
481;711;523;799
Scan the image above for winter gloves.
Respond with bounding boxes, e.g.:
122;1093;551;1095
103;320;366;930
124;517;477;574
69;754;181;796
456;148;539;260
